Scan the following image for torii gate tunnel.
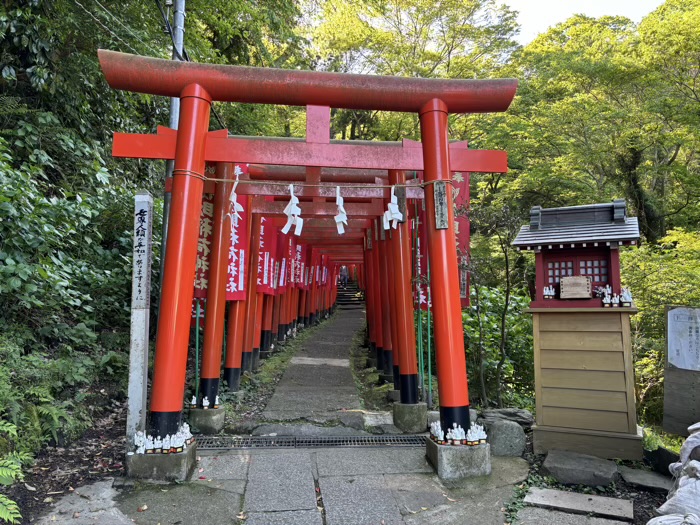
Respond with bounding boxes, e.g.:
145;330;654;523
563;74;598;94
99;50;517;438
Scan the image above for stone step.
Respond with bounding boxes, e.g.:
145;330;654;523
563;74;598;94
618;465;673;492
524;487;633;522
518;507;630;525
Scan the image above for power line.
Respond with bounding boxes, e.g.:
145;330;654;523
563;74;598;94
74;0;140;55
91;0;160;56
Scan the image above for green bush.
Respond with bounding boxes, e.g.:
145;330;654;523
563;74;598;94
463;287;534;409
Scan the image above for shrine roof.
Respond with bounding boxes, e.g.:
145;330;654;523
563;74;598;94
512;199;640;248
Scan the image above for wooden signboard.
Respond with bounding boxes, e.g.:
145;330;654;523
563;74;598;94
663;306;700;436
433;181;448;230
559;276;592;299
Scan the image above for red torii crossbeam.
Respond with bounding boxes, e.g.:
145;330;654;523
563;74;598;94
98;49;517;439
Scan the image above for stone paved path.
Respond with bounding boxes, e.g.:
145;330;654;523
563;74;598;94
260;308;364;425
34;308;626;525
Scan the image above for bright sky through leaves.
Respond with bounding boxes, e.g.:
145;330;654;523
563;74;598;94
503;0;666;43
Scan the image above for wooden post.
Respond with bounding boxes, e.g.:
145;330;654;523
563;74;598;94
127;190;153;449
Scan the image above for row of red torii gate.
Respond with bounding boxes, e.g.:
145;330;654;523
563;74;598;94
100;50;518;441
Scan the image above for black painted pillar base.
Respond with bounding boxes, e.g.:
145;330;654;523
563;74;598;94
440;405;471;433
392;365;400;391
375;346;384;370
303;317;309;328
241;351;253;373
277;325;286;343
198;377;220;408
383;349;394;376
252;347;260;370
223;367;241;391
148;411;182;438
297;316;305;329
399;374;419;404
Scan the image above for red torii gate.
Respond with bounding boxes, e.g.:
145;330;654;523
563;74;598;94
99;50;517;438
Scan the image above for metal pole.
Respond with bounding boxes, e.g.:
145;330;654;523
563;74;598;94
159;0;186;283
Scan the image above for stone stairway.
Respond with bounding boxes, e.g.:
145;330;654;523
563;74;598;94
336;281;364;310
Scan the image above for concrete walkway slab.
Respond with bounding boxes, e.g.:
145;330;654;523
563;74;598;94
252;423;370;436
290;356;350;367
383;473;453;515
316;447;433;476
321;475;403;525
196;453;249;480
403;485;514;525
524;487;634;521
518;507;630;525
244;452;317;512
245;509;324;525
117;482;242;524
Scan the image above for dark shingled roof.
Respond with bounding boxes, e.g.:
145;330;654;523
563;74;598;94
513;199;640;248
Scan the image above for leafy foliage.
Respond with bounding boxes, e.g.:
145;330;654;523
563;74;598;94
463;287;534;409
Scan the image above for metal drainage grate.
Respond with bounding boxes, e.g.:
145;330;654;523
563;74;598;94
196;435;426;450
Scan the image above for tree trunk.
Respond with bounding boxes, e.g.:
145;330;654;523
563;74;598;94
618;147;664;243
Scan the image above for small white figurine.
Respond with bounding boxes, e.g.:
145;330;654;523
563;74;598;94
172;432;184;453
162;434;171;454
154;436;163;453
612;294;620;307
190;395;197;408
202;396;210;409
621;287;632;305
603;293;612;306
430;421;445;443
214;395;220;409
134;431;146;454
145;434;155;454
182;423;194;446
446;423;466;444
467;422;487;444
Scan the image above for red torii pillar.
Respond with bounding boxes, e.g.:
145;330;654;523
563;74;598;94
388;170;420;404
420;99;470;429
371;221;385;371
149;84;211;437
242;214;262;373
377;226;394;383
198;163;234;407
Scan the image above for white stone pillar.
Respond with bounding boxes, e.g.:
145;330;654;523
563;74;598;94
127;190;153;450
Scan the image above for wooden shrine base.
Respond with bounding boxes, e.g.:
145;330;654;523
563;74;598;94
533;424;643;460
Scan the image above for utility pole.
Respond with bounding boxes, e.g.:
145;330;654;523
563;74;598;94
160;0;186;282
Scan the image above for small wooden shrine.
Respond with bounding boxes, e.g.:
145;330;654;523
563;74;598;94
513;199;643;459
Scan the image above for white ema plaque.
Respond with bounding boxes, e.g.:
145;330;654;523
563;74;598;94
667;307;700;372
